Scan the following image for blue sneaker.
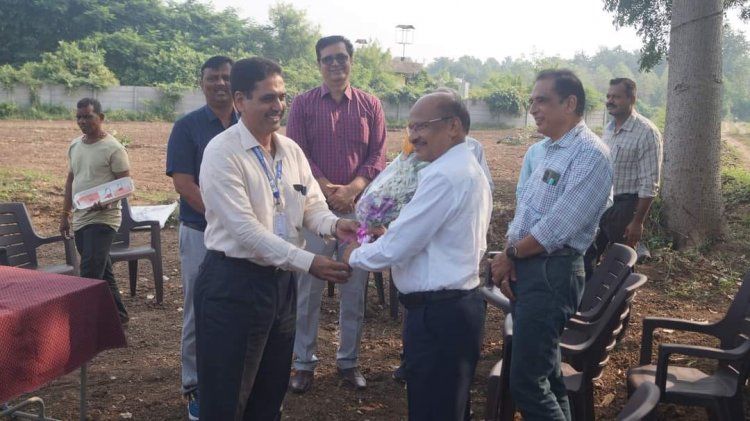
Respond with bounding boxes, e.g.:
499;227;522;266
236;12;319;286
186;392;199;421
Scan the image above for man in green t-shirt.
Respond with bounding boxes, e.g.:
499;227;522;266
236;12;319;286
60;98;131;323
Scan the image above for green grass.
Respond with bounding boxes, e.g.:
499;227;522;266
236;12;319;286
0;168;54;204
130;190;178;205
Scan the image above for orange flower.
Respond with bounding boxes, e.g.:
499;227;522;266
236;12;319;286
400;133;414;157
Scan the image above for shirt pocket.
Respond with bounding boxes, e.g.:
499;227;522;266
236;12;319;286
279;177;307;238
613;143;639;164
527;163;567;213
354;117;370;146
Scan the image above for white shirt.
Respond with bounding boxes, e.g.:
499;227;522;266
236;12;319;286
349;142;492;293
200;120;338;272
466;136;495;192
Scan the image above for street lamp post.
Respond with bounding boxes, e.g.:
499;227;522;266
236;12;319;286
395;24;414;61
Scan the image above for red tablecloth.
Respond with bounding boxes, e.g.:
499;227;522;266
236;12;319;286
0;266;127;403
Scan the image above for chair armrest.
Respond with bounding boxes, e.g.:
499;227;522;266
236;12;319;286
480;286;511;314
654;340;750;391
639;317;720;364
35;233;66;246
63;236;79;275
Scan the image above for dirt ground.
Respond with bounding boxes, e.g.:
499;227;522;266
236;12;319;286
1;119;748;420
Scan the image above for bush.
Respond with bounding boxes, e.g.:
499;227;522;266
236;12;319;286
0;102;19;117
24;104;70;120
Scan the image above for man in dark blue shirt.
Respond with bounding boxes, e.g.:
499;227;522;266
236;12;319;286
165;55;237;421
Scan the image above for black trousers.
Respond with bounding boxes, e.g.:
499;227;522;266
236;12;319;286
402;289;485;421
195;250;296;421
74;223;128;322
584;194;638;280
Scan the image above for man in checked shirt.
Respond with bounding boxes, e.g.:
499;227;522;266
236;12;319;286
491;69;612;420
286;35;387;393
584;77;663;279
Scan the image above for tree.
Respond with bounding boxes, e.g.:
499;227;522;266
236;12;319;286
603;0;749;70
261;3;320;65
662;0;725;246
723;25;750;120
27;41;119;90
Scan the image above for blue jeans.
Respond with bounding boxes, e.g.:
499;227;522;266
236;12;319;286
74;223;128;322
509;255;585;421
195;251;296;421
403;289;485;421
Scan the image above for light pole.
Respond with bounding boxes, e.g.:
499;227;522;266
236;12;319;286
395;24;414;61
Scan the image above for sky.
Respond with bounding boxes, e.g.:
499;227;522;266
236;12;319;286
207;0;750;65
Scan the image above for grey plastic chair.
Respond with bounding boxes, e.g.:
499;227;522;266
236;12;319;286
0;202;78;275
108;198;164;303
562;273;648;421
616;381;660;421
627;270;750;420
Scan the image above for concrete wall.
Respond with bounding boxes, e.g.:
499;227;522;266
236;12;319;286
0;84;607;128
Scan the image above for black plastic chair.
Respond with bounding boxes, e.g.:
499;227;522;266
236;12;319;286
108;198;164;303
627;270;750;420
562;273;648;421
0;202;78;275
485;314;516;421
481;244;637;320
484;274;647;421
616;381;660;421
572;243;637;324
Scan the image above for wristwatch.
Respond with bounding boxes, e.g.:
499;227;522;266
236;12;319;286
505;245;519;260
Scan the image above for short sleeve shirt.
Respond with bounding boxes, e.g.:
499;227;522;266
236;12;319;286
68;134;130;232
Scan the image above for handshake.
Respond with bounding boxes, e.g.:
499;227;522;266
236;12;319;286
308;219;386;283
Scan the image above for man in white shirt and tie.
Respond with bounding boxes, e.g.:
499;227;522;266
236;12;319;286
343;91;492;420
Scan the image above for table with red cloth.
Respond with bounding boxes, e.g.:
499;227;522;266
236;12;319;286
0;266;127;416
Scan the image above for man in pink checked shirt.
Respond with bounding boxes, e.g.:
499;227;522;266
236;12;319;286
286;35;387;393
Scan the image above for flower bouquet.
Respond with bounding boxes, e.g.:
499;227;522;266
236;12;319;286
355;136;429;243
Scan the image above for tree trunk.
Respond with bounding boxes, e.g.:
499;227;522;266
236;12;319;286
662;0;725;248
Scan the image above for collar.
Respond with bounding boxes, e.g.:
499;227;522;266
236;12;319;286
610;111;638;133
321;84;352;101
202;105;239;125
548;120;586;149
237;120;287;161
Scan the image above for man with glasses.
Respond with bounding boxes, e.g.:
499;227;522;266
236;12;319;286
286;35;387;393
342;91;492;420
491;69;612;419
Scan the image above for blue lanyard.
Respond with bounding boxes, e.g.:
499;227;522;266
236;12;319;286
251;146;283;206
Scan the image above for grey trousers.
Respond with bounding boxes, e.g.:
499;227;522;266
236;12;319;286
179;223;206;395
293;226;369;370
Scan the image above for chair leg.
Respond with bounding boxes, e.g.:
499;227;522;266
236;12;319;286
128;261;138;297
726;397;745;421
374;271;385;304
388;270;399;320
151;256;163;304
486;360;503;421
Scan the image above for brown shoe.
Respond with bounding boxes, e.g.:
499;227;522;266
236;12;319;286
338;367;367;390
289;370;314;394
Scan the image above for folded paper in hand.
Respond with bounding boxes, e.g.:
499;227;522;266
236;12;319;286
73;177;135;210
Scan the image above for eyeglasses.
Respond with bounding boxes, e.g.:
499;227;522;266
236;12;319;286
406;116;453;137
320;53;350;66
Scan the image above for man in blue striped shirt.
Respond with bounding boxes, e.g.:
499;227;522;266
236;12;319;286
491;69;612;420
